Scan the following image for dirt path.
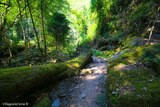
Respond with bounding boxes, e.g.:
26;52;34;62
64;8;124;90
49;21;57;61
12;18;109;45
49;56;108;107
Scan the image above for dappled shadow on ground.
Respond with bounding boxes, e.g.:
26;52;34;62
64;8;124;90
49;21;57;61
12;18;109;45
49;56;108;107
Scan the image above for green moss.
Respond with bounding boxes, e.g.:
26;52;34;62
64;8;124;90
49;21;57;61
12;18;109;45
0;52;92;102
141;44;160;73
123;37;144;48
109;44;160;73
32;97;51;107
107;44;160;106
107;67;160;107
92;49;115;59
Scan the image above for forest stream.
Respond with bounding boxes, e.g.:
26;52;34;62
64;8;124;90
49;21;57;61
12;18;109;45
49;56;108;107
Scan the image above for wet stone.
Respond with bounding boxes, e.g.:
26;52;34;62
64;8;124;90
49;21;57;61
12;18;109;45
81;93;86;99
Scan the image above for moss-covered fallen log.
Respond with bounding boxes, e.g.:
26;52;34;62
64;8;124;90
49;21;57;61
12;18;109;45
0;53;92;102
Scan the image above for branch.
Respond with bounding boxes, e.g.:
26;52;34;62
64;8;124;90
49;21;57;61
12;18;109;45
0;2;9;6
4;6;27;32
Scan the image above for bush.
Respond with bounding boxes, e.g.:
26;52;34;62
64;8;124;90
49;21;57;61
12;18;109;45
130;2;154;21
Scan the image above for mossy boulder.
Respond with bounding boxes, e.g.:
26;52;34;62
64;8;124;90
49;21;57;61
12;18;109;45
0;52;92;102
109;44;160;73
107;67;160;107
123;37;145;48
107;44;160;107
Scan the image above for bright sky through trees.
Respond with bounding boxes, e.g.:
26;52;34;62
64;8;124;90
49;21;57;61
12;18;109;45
68;0;90;10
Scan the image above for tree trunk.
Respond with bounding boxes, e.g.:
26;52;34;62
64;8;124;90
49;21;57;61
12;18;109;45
2;0;12;65
3;35;12;65
148;6;160;44
56;35;58;59
26;0;43;57
148;25;154;44
17;0;28;65
24;0;30;53
40;0;47;61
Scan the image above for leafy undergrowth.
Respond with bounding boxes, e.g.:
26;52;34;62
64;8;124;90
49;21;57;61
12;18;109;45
92;49;115;59
106;43;160;107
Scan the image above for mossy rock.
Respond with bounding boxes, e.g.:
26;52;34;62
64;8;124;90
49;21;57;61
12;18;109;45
123;37;145;48
0;52;92;103
109;44;160;73
107;44;160;106
107;67;160;107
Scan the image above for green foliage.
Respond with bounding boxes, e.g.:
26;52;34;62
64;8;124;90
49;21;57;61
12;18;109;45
47;12;70;45
90;0;98;12
92;49;115;59
90;0;160;106
130;2;154;21
0;0;94;62
92;49;103;57
109;0;126;14
92;0;159;47
108;31;126;43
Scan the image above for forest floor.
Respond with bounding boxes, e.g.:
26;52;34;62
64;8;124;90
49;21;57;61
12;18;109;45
49;56;108;107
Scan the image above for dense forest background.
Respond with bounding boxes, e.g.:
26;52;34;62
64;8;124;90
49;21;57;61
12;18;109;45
0;0;96;67
0;0;159;68
0;0;160;106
